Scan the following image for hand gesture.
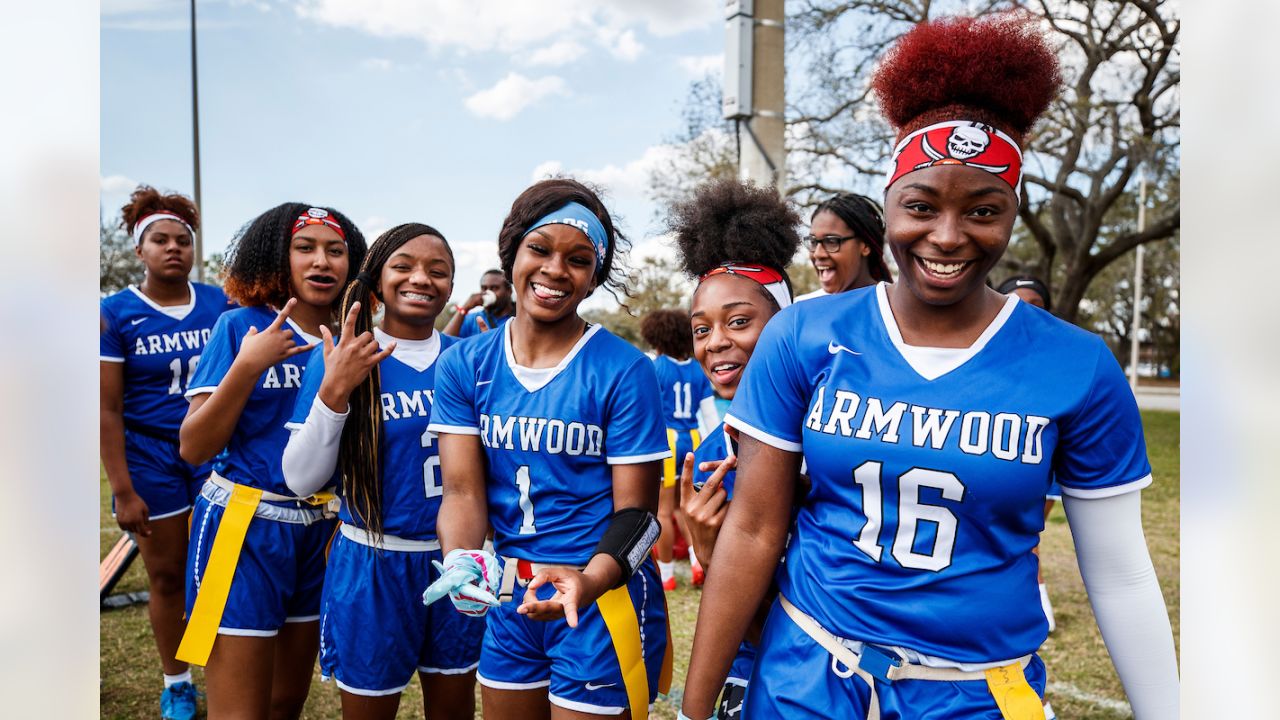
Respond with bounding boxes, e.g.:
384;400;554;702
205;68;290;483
518;567;601;628
679;452;737;569
236;299;315;373
114;489;151;537
316;302;395;409
463;292;486;311
422;548;502;617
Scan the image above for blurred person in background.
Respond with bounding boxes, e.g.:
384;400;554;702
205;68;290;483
795;192;892;302
641;308;715;591
100;185;234;720
442;268;515;338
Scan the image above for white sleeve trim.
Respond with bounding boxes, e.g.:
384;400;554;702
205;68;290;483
1062;490;1180;717
281;398;348;498
606;449;670;465
696;395;720;438
1059;473;1152;499
724;413;803;453
184;385;218;398
100;355;125;363
427;423;481;436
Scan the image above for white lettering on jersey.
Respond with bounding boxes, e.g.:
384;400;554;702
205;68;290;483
131;328;212;356
480;413;604;457
261;363;304;390
807;388;1049;465
380;389;435;422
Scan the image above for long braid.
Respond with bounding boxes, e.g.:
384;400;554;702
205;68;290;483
336;223;453;544
811;193;891;283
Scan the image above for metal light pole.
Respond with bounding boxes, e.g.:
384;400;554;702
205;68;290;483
1128;175;1147;391
723;0;785;192
190;0;204;281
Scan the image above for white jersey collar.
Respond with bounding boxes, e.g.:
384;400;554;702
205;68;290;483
874;282;1017;382
503;320;602;393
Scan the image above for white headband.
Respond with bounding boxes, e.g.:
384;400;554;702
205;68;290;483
133;212;194;245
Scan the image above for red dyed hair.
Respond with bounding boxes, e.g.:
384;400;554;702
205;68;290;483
871;13;1061;145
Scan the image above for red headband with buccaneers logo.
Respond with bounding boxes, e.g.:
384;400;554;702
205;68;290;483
885;120;1023;201
292;207;346;241
699;263;792;309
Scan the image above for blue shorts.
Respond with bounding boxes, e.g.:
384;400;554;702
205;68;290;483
477;560;667;715
185;487;335;635
744;598;1047;719
727;640;757;685
664;428;702;487
118;429;212;520
319;532;485;695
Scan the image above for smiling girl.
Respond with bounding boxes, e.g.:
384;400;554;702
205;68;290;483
177;203;365;718
681;15;1178;720
665;178;802;719
426;178;671;720
796;192;892;300
100;185;233;720
281;223;484;719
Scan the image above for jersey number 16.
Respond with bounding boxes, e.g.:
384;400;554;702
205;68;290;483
851;460;966;572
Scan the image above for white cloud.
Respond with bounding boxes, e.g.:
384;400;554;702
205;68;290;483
291;0;716;57
527;40;587;67
101;174;139;195
464;73;568;121
530;161;564;181
678;53;721;78
604;29;644;62
360;57;394;71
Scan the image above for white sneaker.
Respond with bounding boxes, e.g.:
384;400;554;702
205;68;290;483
1039;582;1056;633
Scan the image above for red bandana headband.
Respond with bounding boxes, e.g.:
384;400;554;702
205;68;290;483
292;207;346;241
885;120;1023;201
699;263;792;309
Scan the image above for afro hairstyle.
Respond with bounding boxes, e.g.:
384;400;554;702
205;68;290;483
640;308;695;359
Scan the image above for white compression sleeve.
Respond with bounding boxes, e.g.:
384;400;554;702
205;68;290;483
281;398;348;498
1062;490;1179;719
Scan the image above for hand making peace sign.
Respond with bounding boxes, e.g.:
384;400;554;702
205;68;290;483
236;298;316;374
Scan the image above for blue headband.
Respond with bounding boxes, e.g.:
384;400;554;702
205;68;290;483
525;202;609;271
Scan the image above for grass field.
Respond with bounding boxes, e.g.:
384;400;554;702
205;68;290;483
100;411;1179;719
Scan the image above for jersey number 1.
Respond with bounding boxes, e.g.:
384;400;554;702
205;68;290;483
851;460;965;572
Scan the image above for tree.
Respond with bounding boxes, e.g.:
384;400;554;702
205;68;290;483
654;0;1180;328
100;217;142;295
1077;233;1179;378
583;255;695;348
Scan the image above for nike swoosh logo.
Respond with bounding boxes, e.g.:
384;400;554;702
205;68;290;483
476;380;493;386
130;318;147;326
585;682;616;690
827;341;861;356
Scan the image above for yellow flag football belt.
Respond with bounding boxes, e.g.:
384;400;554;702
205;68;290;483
175;475;337;667
778;594;1042;720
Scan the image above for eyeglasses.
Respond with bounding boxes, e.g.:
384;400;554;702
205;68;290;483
803;234;860;253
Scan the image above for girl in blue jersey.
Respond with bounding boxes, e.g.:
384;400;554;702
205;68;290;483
281;223;485;719
997;275;1061;635
426;178;671;720
178;202;365;718
662;178;802;720
682;15;1179;720
795;192;891;302
639;309;714;590
100;185;234;720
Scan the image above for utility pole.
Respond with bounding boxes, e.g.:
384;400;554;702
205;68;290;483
723;0;785;192
190;0;204;281
1128;175;1147;391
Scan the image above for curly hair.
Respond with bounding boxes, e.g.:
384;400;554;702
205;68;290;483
119;185;200;237
871;12;1061;143
336;223;452;541
811;193;892;283
640;309;694;359
222;202;366;309
668;178;802;307
497;178;631;299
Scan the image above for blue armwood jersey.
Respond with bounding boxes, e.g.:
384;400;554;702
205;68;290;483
692;422;737;497
459;308;512;338
428;323;669;565
100;282;234;437
288;329;457;540
652;355;714;433
185;306;319;497
725;283;1152;664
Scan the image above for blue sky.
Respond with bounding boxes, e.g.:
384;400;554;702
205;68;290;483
101;0;724;308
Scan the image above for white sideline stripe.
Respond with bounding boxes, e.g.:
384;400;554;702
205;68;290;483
1046;681;1133;717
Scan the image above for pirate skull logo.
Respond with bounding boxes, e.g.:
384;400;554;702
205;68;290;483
946;126;990;160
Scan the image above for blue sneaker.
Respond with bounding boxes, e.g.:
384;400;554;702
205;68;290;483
160;681;200;720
